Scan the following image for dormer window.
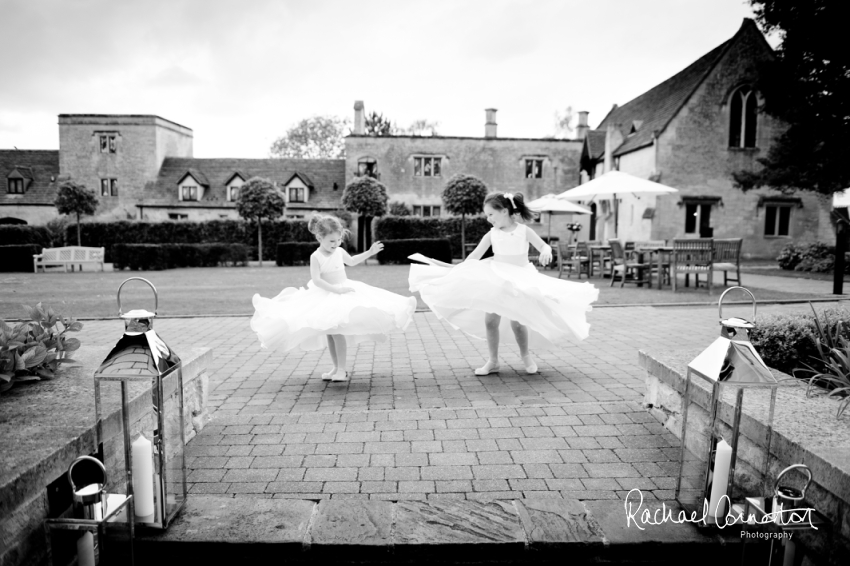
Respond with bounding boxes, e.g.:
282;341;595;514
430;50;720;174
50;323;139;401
628;120;643;135
729;85;758;148
225;172;246;202
181;186;198;201
99;134;117;154
7;178;24;194
283;172;311;204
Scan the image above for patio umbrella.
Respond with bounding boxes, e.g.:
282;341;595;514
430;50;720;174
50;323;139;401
555;170;679;238
526;194;592;240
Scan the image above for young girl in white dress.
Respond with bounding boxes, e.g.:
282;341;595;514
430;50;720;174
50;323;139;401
251;213;416;382
409;192;599;376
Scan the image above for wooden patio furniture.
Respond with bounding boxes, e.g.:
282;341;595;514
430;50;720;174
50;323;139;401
671;238;714;294
712;238;743;286
608;239;651;287
558;241;590;279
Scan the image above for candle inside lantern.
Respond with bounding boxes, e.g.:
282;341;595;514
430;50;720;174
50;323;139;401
707;439;732;523
76;532;95;566
132;434;155;521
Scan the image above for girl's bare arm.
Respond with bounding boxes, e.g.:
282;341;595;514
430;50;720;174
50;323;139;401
525;227;553;265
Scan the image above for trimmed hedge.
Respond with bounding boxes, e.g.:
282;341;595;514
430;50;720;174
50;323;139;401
112;243;250;270
750;307;850;375
377;239;453;265
277;242;352;266
374;216;491;259
0;226;52;247
0;244;42;272
63;216;348;262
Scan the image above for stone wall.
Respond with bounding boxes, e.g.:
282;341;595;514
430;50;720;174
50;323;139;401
58;115;193;220
0;347;210;566
651;29;827;258
640;348;850;565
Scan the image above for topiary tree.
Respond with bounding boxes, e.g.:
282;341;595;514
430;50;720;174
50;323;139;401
442;174;488;258
342;176;388;253
235;177;286;267
54;181;98;245
389;201;411;216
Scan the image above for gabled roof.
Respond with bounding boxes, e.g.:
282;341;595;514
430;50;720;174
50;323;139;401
177;168;210;186
224;171;248;185
8;166;34;180
596;19;771;157
148;158;345;209
283;171;315;188
0;150;60;205
585;130;607;160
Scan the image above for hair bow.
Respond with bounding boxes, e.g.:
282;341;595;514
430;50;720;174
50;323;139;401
503;193;517;209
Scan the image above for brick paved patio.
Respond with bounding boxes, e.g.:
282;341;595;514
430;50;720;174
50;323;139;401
69;300;846;501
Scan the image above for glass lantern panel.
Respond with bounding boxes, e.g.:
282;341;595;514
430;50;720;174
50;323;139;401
676;374;713;516
159;365;187;524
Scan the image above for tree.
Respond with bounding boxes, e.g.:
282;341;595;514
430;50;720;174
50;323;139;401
732;1;850;292
54;181;98;245
401;119;440;136
442;174;488;258
269;116;349;159
342;177;389;253
389;201;412;216
235;177;286;267
364;111;398;136
552;106;574;139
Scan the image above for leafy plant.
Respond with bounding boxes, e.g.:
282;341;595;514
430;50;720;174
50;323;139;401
235;177;286;267
442;174;488;258
55;181;98;246
0;303;81;395
792;303;850;418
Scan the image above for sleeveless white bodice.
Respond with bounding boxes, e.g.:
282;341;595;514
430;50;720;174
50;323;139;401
315;248;345;278
490;224;529;258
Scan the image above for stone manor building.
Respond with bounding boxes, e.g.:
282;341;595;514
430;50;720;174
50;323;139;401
0;19;832;257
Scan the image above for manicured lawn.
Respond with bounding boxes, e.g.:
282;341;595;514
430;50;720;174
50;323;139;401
0;262;823;320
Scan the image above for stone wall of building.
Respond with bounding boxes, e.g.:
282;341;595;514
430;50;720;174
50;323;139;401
652;30;825;258
59;115;193;220
345;135;583;211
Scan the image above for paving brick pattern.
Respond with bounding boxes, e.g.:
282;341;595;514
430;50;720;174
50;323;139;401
71;301;837;500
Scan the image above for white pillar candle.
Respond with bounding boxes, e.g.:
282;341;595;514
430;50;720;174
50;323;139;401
707;439;733;523
76;532;95;566
131;434;155;520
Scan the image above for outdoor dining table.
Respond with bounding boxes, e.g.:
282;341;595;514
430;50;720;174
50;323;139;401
634;245;674;289
588;245;611;278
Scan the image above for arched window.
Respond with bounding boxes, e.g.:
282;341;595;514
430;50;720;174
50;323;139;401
729;86;758;148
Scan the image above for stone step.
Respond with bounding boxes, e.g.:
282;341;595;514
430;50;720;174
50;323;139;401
106;495;747;565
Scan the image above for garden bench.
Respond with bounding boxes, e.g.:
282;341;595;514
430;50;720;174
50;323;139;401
712;238;743;286
33;246;105;272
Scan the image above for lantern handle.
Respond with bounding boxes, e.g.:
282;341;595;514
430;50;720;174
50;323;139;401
117;277;158;317
774;464;812;498
67;455;107;492
718;286;756;321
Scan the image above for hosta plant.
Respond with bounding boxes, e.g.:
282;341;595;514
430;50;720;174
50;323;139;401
0;303;81;395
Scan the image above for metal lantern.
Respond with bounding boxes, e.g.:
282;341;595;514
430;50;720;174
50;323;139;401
93;277;187;530
675;287;790;527
44;455;134;566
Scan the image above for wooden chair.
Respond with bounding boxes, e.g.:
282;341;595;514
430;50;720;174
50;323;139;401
558;241;590;279
634;240;670;286
608;239;651;287
671;239;714;294
712;238;743;286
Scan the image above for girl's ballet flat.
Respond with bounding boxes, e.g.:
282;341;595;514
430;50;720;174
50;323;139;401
322;370;337;381
331;371;349;382
474;364;501;376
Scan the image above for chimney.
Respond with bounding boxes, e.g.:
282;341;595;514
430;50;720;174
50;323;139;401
354;100;365;135
604;125;614;173
576;111;589;140
485;108;497;138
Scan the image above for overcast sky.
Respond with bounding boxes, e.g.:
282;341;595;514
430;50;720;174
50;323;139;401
0;0;774;158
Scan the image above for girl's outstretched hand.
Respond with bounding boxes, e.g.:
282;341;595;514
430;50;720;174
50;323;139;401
369;241;384;255
337;286;355;294
538;246;552;266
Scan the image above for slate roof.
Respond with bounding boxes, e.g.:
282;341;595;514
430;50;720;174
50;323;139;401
585;130;607;160
0;150;60;205
147;157;346;209
596;38;732;156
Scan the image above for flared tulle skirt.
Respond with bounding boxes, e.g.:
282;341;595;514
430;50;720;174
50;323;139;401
251;279;416;352
409;258;599;349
